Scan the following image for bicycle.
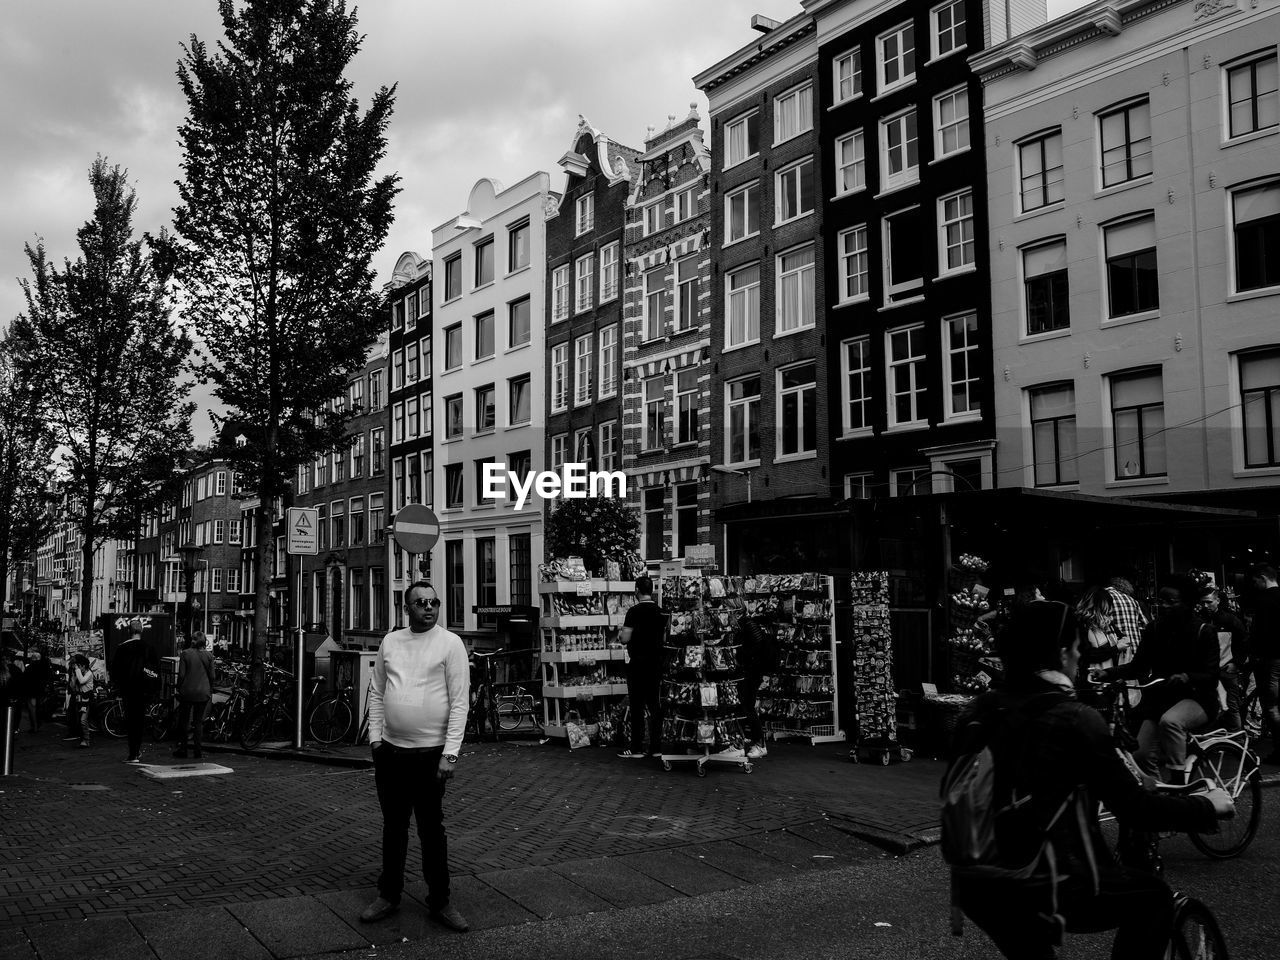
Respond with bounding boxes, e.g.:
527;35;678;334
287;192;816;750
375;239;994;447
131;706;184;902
465;650;502;742
495;684;543;734
240;670;326;749
1090;677;1262;860
84;686;125;739
307;677;373;745
1240;670;1264;740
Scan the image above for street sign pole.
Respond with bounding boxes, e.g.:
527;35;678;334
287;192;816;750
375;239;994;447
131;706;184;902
285;507;319;749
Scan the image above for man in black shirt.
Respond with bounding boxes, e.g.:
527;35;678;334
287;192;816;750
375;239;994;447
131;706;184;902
1248;564;1280;764
619;576;665;759
1196;584;1247;730
109;622;159;763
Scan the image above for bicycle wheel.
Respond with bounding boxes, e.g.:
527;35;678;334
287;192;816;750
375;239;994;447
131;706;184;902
100;701;126;739
1188;741;1262;859
1171;896;1229;960
239;705;276;750
308;697;353;745
496;701;522;731
1242;682;1262;739
148;701;176;741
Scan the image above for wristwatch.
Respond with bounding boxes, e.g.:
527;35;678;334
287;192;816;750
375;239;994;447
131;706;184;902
444;753;458;764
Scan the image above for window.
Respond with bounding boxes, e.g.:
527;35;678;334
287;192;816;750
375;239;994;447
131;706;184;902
422;453;434;508
1111;369;1166;479
227;568;241;594
878;21;916;92
599;420;618;472
406;346;419;384
844;473;873;499
474;310;495;360
775;157;815;224
1241;349;1280;467
551;434;567;474
371;567;387;630
939;190;976;273
1231;180;1280;293
725;182;759;243
444;324;462;370
676;368;699;445
405;293;417;332
834;48;862;103
644;200;665;236
330;500;345;550
509;533;532;609
841;337;871;433
370;428;385;475
1019;129;1064;212
1104;215;1159;317
213;519;225;544
508;374;531;425
369;369;384;409
644;488;665;560
476;539;497;627
444;253;462;301
777;362;817;458
575;253;594;312
931;1;966;59
944;313;980;419
838;225;869;303
552;264;571;321
210;567;223;593
575;335;593;406
891;467;931;497
508;219;530;271
880;109;919;190
576;194;594;234
725;264;760;348
229;519;242;544
316;504;327;550
776;245;816;334
1030;383;1078;486
446;541;464;628
391;350;403;390
392;402;404;444
474;458;496;506
350;497;365;546
644;267;666;340
726;376;760;465
349;378;364;412
473;237;494;287
883;207;925;303
600;241;619;301
508;449;531;492
886;324;927;428
725;110;759;167
675;257;699;331
506;297;531;349
835;130;865;196
643;375;666;450
444;464;464;509
934;87;970;157
445;394;463;440
598;325;618;398
392;459;405;510
348;568;367;630
774;83;813;143
1023;239;1070;334
392;298;404;331
297;463;310;495
351;432;365;477
674;484;699;558
1099;99;1152;188
476;384;495;433
675;186;697;222
573;427;593;467
215;471;226;496
551;342;569;412
370;494;385;545
1227;52;1278;139
418;287;429;320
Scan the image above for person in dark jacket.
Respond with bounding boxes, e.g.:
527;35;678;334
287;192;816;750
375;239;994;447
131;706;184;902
1196;584;1248;730
1098;576;1220;782
173;632;217;759
618;576;666;759
736;614;776;759
950;600;1232;960
20;650;52;732
109;621;159;763
1248;563;1280;764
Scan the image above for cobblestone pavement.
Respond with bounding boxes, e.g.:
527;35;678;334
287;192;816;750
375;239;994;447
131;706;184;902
0;723;942;931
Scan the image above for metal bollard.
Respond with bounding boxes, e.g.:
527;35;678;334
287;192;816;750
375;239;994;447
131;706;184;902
2;703;16;776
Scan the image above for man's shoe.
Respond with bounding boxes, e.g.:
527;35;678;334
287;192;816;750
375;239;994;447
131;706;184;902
430;904;470;933
359;897;398;923
78;740;89;748
124;757;143;764
746;744;768;759
617;749;644;758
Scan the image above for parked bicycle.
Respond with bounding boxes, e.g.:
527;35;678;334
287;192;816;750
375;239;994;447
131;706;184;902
239;668;325;750
494;684;543;734
465;650;503;742
84;685;125;739
306;677;372;746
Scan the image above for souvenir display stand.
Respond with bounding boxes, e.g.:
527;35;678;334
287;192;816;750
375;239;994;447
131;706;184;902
748;573;844;745
658;574;753;776
846;571;909;765
538;578;635;738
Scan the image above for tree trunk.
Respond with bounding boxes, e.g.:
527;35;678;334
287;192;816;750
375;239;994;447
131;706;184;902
252;500;273;663
79;524;95;632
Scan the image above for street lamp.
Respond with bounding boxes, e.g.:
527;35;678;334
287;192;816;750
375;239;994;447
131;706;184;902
710;464;753;504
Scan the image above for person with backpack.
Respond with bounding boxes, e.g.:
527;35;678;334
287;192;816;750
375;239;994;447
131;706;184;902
941;600;1233;960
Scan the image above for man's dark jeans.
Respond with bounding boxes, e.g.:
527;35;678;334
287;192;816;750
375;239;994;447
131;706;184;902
957;868;1175;960
739;670;763;743
373;743;450;910
176;700;209;753
1259;658;1280;744
627;665;662;755
124;695;147;759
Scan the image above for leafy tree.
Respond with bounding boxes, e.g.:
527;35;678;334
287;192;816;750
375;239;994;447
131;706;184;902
544;497;642;577
14;158;195;629
167;0;398;656
0;329;56;610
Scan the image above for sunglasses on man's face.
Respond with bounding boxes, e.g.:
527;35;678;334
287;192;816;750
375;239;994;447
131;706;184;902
409;597;441;609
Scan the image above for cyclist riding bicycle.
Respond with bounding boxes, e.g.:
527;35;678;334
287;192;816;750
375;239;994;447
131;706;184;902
946;599;1233;960
1094;575;1221;783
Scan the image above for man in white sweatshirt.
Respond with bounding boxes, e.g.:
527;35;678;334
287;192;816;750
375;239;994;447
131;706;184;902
360;580;470;932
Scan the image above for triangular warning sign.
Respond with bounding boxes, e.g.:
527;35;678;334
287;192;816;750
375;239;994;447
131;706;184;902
296;514;312;531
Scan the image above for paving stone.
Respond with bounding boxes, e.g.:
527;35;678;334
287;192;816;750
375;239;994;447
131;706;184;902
549;857;681;908
227;896;368;958
679;839;799;885
406;875;538;932
24;916;153;960
786;820;895;859
621;849;744;896
731;829;843;870
131;905;271;960
474;864;614;920
314;888;444;946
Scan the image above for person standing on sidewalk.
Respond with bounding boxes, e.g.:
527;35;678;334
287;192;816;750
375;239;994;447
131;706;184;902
1196;585;1248;730
737;614;776;759
69;654;95;747
20;649;51;733
360;580;470;933
173;632;216;759
109;621;159;764
618;575;666;759
1248;563;1280;765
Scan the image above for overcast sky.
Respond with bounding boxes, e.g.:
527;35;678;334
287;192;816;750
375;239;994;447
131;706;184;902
1;0;1084;443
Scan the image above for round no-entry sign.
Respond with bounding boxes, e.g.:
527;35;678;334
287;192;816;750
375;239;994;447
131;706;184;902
391;503;440;554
